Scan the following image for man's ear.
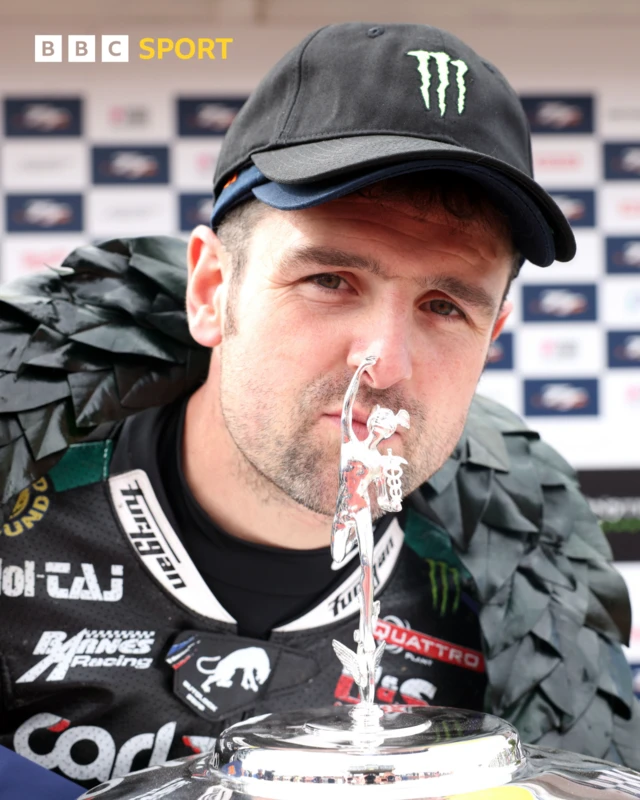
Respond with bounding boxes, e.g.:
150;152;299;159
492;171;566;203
186;225;227;348
491;299;513;341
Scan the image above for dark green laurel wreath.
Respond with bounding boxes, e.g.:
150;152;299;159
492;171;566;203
0;236;638;768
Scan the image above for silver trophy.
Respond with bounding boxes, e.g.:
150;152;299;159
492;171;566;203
80;355;640;799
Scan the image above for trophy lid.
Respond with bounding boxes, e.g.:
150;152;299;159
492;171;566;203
214;705;524;798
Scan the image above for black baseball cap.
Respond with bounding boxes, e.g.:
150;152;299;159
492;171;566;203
212;22;576;267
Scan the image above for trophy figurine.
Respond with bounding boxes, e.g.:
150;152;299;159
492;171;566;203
330;354;409;712
79;355;640;799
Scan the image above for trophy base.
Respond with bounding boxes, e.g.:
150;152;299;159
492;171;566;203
214;704;523;798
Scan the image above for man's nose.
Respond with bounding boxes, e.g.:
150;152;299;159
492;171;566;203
347;310;413;390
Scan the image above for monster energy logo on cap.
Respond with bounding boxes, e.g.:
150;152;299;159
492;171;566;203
406;50;469;116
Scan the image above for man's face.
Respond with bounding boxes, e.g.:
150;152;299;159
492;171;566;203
200;193;512;519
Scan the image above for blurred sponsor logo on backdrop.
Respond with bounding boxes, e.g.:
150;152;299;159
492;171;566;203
92;146;170;184
547;189;596;226
1;237;87;283
606;237;640;273
2;142;86;190
174;141;222;189
108;105;150;129
6;194;83;232
608;331;640;367
4;98;82;136
604;142;640;179
88;190;174;236
484;332;514;370
531;139;597;187
520;95;594;134
602;279;640;326
179;194;213;231
518;327;602;374
601;184;640;230
524;378;599;416
522;284;597;322
177;98;245;136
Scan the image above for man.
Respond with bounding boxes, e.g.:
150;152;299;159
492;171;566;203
0;23;637;790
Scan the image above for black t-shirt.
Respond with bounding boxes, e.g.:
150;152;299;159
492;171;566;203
155;398;389;638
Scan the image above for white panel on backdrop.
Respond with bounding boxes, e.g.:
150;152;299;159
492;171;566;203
601;184;640;232
602;279;640;328
88;188;174;237
1;142;87;190
1;236;87;283
601;94;640;140
517;324;604;376
475;375;521;413
519;230;601;283
88;96;172;142
615;563;640;664
524;418;638;470
531;136;599;188
173;140;223;189
603;372;640;422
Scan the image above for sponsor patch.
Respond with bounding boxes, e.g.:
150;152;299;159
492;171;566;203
2;476;52;537
0;559;123;601
110;470;235;622
375;617;484;672
16;629;156;682
14;714;180;784
275;518;404;631
167;631;318;721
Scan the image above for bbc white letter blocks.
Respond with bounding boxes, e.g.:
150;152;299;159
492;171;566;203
101;35;129;63
34;35;62;63
68;36;96;63
33;35;129;63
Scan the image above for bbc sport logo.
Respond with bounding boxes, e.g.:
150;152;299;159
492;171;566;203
34;35;233;62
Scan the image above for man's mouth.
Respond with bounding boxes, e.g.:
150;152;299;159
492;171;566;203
324;414;369;441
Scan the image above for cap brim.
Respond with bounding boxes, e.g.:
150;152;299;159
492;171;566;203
252;135;576;265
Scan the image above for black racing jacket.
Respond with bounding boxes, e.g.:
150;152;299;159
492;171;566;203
0;235;638;783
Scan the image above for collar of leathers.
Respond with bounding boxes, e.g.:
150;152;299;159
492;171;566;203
0;235;635;762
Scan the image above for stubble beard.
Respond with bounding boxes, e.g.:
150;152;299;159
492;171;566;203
218;338;461;521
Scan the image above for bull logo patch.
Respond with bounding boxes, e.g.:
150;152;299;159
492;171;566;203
166;631;318;721
197;647;270;694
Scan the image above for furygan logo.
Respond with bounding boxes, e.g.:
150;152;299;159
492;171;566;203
2;477;51;537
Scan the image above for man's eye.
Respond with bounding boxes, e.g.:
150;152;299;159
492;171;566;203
427;299;463;317
309;273;344;290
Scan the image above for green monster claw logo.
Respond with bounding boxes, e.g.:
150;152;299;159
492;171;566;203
425;558;462;616
406;50;469;116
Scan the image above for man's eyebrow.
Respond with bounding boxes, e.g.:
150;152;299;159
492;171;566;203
279;245;385;276
428;275;498;317
279;245;498;316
